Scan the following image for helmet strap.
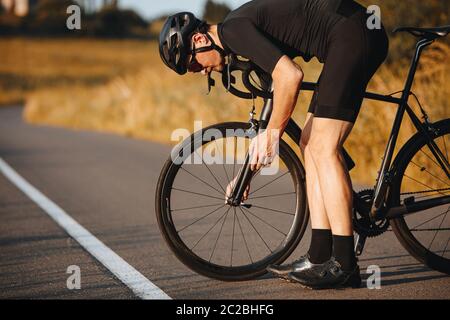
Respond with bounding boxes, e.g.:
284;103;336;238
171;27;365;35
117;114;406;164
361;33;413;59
191;32;227;95
192;32;226;59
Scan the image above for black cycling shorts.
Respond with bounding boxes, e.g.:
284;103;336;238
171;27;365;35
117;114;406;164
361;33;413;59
307;0;389;123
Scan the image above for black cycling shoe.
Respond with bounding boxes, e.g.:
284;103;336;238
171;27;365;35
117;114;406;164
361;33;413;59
287;258;361;290
267;254;320;280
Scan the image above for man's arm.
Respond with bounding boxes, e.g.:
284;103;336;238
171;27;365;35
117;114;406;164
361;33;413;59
267;55;303;135
220;19;304;119
248;56;303;171
220;20;303;170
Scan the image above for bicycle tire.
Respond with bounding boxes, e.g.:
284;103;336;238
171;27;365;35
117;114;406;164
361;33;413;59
389;118;450;274
155;122;309;281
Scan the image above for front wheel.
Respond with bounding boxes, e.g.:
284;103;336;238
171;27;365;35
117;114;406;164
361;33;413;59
389;118;450;274
155;122;309;281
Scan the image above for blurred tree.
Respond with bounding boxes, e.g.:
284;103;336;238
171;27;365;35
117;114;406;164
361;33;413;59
149;14;168;39
79;0;96;13
203;0;231;23
26;0;81;35
91;6;148;38
102;0;118;9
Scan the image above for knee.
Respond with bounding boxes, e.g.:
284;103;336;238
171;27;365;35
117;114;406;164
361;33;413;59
308;139;341;165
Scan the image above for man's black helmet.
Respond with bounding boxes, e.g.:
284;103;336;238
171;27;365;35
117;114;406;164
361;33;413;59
159;12;206;75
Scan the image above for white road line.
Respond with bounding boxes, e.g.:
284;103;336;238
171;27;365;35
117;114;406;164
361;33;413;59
0;157;171;300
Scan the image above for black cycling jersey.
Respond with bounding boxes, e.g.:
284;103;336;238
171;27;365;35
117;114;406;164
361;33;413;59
217;0;389;123
218;0;343;74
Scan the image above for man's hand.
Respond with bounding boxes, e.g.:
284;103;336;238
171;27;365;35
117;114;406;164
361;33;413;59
249;129;280;171
224;130;279;203
225;176;250;203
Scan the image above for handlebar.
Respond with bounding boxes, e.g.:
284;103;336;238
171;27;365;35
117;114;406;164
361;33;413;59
221;55;271;99
221;55;317;99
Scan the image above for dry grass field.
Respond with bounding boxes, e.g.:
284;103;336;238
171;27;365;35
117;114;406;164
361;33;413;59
0;38;448;185
0;38;154;105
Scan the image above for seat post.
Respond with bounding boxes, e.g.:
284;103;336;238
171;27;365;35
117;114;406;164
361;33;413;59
401;38;434;101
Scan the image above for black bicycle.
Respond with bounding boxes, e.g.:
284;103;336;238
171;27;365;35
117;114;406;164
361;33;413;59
155;25;450;280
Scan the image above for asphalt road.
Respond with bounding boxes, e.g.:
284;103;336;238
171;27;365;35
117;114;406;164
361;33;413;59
0;105;449;299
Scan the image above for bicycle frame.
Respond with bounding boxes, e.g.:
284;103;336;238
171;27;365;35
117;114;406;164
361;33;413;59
369;38;450;220
228;37;450;220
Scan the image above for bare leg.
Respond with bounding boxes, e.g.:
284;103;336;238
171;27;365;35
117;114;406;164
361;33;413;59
300;113;330;230
307;117;354;236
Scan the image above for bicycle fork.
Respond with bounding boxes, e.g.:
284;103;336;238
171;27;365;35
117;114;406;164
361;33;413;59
227;98;271;206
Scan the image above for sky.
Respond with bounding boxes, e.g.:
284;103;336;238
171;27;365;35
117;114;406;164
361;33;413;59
118;0;251;20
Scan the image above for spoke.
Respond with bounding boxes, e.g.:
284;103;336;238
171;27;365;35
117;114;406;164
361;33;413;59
419;149;443;171
442;134;449;163
238;207;273;254
222;163;231;186
230;207;236;267
248;192;296;200
216;139;231;187
248;171;290;196
414;190;450;200
402;175;449;198
178;204;226;233
428;136;450;173
172;188;225;201
191;206;229;250
410;210;448;230
427;207;449;251
242;206;287;236
209;206;232;262
235;206;253;263
172;203;224;212
419;148;450;180
194;149;226;194
249;204;295;216
442;236;450;257
410;160;450;187
180;167;224;196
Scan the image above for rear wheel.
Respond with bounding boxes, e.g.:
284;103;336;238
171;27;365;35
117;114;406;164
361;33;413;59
390;119;450;274
155;122;309;281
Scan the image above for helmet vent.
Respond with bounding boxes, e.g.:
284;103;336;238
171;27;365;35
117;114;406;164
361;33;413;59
170;34;179;47
163;45;169;59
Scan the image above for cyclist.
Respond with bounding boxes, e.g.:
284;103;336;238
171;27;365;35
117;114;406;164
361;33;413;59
159;0;388;289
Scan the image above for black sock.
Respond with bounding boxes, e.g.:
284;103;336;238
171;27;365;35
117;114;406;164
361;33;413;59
333;234;357;271
307;229;333;264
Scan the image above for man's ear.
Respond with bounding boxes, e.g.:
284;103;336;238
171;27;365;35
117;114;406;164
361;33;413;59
192;33;208;46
